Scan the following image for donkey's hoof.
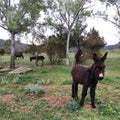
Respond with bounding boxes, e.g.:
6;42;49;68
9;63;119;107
92;105;96;108
72;96;78;100
80;103;84;107
74;97;78;100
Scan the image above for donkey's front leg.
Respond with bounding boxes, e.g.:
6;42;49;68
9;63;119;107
90;85;97;108
72;82;78;100
80;85;88;107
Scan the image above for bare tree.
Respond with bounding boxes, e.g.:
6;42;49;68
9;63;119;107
98;0;120;40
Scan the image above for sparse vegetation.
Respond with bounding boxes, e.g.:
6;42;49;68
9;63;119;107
24;84;45;95
0;50;120;120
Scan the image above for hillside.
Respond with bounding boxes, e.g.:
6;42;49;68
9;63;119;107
0;39;28;48
103;44;120;50
0;39;5;46
1;39;119;50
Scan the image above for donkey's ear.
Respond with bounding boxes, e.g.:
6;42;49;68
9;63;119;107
101;52;108;62
93;52;98;62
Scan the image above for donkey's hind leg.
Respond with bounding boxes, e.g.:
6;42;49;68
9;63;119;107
72;82;78;100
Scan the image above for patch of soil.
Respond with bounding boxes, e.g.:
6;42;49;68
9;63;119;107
84;103;98;111
97;84;112;89
0;94;15;102
21;106;33;112
43;96;71;108
42;85;56;94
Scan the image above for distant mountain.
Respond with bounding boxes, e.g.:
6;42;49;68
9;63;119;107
1;39;119;50
103;44;119;50
0;39;28;48
0;39;5;46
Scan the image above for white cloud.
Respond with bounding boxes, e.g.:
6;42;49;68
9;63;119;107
86;18;119;45
0;28;9;40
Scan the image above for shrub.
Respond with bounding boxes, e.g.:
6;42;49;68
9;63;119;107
12;74;23;84
45;37;65;64
24;84;45;95
66;100;79;111
53;113;61;120
0;79;9;85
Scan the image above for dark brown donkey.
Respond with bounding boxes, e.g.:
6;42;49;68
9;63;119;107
75;49;83;64
30;55;45;66
15;52;24;59
71;52;108;108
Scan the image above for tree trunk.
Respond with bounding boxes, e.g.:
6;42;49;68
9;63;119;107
0;55;2;68
66;30;71;66
10;34;15;69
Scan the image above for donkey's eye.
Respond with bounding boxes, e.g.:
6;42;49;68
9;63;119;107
96;67;101;71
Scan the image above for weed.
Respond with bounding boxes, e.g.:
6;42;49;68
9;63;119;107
66;100;80;111
98;102;119;116
62;80;72;85
37;78;54;85
53;113;61;120
0;89;8;95
24;84;45;95
0;79;9;85
12;74;23;84
32;102;48;112
0;101;13;118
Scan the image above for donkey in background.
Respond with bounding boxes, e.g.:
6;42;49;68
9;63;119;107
15;52;24;59
30;55;45;66
71;52;108;108
75;48;83;64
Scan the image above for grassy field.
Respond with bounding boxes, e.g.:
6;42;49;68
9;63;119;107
0;50;120;120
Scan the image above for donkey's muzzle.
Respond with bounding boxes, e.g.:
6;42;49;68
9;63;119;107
98;73;104;80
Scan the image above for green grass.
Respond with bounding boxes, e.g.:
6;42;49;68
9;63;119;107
0;50;120;120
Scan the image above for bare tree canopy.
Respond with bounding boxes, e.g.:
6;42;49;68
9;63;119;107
98;0;120;36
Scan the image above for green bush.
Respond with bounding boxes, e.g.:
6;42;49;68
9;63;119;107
45;37;65;64
12;74;23;84
53;113;61;120
66;100;80;111
24;84;45;95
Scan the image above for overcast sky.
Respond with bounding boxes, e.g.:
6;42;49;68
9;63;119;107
86;18;119;45
0;0;119;45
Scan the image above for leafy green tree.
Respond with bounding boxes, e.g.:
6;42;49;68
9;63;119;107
0;0;46;68
46;0;91;65
83;27;106;59
45;36;65;64
70;18;87;49
4;39;11;48
28;43;37;55
4;39;11;54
